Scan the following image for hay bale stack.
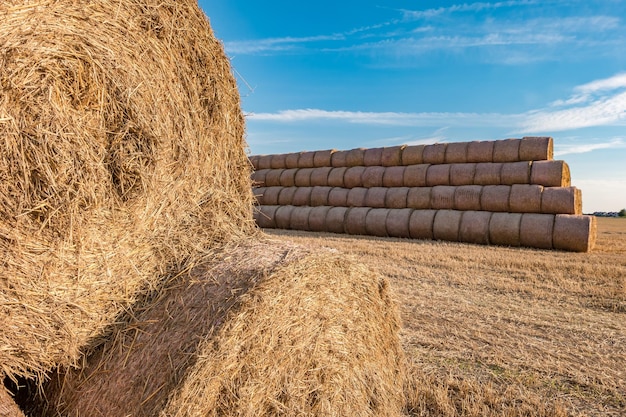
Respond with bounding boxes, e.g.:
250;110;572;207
344;166;366;188
279;168;299;187
542;187;582;215
531;160;571;187
328;187;349;207
493;138;521;162
500;161;531;185
278;187;298;206
459;211;492;245
285;152;302;169
383;166;406;187
294;168;314;187
364;147;384;166
474;163;503;185
386;188;410;209
326;207;349;233
36;242;406;416
347;187;368;207
292;187;312;206
328;167;347;187
520;213;554;249
309;167;333;187
308;206;331;232
450;163;476;185
313;149;336;167
481;185;511;212
433;210;463;241
365;187;389;208
401;145;425;165
310;187;332;207
345;207;372;235
254;205;279;229
489;212;522;247
346;148;366;167
271;154;287;170
366;208;390;237
553;214;596;252
386;208;412;238
519;136;553;161
422;143;448;164
509;184;543;213
298;151;316;168
454;185;482;211
257;155;273;170
409;210;437;240
382;146;405;166
404;164;429;187
331;150;349;167
426;165;451;186
251;168;270;186
0;0;253;383
445;142;469;163
431;186;456;210
264;169;283;187
467;140;494;162
362;166;386;187
290;206;313;230
275;205;295;230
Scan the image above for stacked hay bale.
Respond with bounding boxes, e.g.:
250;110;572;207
1;1;406;415
251;137;596;252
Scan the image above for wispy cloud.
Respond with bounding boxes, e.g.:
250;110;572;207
224;34;345;54
400;0;539;20
554;138;626;156
248;108;522;127
248;73;626;135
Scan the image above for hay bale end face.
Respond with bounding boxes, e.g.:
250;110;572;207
1;0;253;381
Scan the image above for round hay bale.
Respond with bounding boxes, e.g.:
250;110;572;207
251;168;271;187
328;187;349;207
257;155;273;170
313;149;336;167
362;166;386;188
519;136;553;161
422;143;447;164
294;168;314;187
386;187;410;209
326;206;349;233
553;214;597;252
449;163;476;186
363;147;384;166
292;187;312;206
249;155;261;171
426;164;451;186
310;186;332;207
489;212;522;247
279;168;299;187
500;161;531;185
467;140;494;163
433;210;462;242
383;166;407;187
366;208;390;237
386;208;413;238
290;206;313;231
258;186;282;206
430;186;456;210
0;0;254;380
381;145;406;166
459;211;492;245
254;205;279;229
493;138;521;162
35;243;406;416
474;163;502;185
271;154;287;169
347;187;368;207
264;169;284;187
409;210;437;240
403;164;429;187
1;386;24;417
346;148;366;167
454;185;483;211
407;187;432;210
401;145;425;165
345;207;372;235
365;187;389;208
298;151;316;168
331;150;349;167
509;184;543;213
285;152;302;169
327;167;347;188
444;142;468;164
275;205;295;229
278;187;298;206
309;167;333;187
541;187;582;215
344;166;366;188
530;160;571;187
480;185;511;212
308;206;331;232
520;213;554;249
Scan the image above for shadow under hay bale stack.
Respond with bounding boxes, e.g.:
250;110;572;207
251;137;596;252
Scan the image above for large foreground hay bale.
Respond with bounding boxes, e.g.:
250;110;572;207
0;387;23;417
0;0;253;381
35;242;406;416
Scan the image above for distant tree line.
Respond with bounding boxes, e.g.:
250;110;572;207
620;209;626;217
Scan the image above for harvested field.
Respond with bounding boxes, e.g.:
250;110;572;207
262;218;626;417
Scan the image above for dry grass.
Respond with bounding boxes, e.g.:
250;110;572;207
264;217;626;416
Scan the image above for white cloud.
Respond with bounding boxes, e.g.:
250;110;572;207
554;139;626;156
247;108;522;127
400;1;539;20
224;34;344;54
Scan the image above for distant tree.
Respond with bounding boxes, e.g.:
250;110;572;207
619;209;626;218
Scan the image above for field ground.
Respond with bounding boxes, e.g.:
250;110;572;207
264;218;626;416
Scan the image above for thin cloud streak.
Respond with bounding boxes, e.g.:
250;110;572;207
554;139;626;156
248;73;626;134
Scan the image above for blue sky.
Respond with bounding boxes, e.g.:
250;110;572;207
199;0;626;213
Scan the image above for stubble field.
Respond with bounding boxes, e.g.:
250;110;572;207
263;217;626;416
